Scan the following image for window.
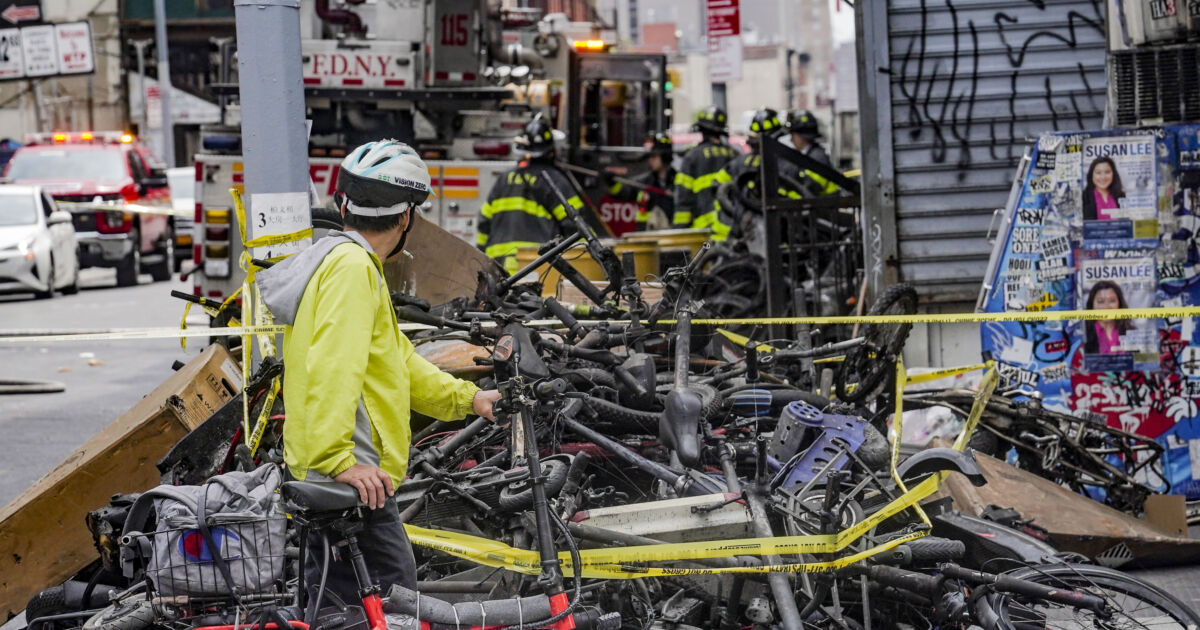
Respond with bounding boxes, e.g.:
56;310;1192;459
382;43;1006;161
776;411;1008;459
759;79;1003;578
127;151;146;183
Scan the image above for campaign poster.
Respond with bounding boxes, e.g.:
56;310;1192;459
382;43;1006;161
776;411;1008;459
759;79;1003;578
1080;135;1159;249
1076;256;1157;373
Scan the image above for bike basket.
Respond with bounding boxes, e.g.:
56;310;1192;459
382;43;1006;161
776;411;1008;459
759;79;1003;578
129;515;287;598
122;465;287;598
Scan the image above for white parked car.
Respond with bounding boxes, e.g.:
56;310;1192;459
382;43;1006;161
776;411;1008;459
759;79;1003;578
0;185;80;298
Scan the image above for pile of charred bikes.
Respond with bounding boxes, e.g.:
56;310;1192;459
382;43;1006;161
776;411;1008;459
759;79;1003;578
23;209;1196;630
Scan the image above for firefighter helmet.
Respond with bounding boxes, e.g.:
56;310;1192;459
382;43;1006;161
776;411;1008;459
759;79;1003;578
646;132;674;157
786;109;821;139
515;113;560;158
694;105;728;135
749;108;784;140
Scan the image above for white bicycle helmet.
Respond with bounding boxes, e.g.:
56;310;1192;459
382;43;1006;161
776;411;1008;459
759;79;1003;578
335;140;432;216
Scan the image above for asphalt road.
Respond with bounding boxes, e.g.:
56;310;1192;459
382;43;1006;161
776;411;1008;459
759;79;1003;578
0;266;206;508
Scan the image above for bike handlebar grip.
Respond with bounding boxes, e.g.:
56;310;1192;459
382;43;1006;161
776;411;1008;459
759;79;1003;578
684;241;712;275
535;378;569;398
545;297;586;340
905;537;966;562
391;292;432;312
866;564;944;597
394;305;470;331
614;365;649;398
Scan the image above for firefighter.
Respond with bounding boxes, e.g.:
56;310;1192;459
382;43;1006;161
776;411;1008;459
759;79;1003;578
705;108;808;241
786;109;839;196
477;115;584;274
257;139;501;604
674;105;738;231
605;132;677;230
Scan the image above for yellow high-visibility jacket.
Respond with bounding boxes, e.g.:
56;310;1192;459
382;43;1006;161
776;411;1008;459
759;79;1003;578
263;235;479;486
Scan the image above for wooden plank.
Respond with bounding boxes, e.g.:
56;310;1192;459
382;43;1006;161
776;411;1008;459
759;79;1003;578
0;345;242;617
935;450;1200;568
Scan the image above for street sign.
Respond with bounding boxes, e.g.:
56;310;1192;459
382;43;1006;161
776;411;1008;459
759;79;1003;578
0;28;22;79
54;21;92;74
20;23;53;76
0;1;40;25
706;0;740;38
708;32;743;83
0;20;94;81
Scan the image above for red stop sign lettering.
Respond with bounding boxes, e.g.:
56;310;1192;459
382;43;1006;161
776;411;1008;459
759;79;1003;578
599;199;638;236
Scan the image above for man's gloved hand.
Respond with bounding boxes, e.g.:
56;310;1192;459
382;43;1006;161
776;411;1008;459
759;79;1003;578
473;389;502;422
334;464;394;510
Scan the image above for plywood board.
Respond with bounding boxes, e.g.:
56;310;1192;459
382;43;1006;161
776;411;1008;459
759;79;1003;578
383;215;500;306
0;345;241;618
935;450;1200;568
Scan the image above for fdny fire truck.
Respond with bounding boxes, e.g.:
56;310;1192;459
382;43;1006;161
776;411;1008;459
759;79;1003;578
192;0;668;302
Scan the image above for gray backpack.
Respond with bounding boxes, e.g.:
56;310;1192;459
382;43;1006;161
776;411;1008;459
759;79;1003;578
121;465;286;598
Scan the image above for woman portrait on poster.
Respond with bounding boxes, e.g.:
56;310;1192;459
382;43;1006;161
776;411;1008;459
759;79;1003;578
1082;156;1126;221
1084;280;1131;355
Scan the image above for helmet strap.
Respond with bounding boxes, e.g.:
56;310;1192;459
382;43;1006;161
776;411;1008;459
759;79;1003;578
388;213;415;259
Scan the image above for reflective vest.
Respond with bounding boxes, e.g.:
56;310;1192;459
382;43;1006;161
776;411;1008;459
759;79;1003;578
609;167;676;229
673;138;738;228
798;143;839;196
478;162;583;274
705;153;804;241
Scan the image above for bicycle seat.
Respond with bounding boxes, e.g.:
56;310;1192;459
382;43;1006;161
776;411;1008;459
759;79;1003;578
281;481;362;512
661;387;702;468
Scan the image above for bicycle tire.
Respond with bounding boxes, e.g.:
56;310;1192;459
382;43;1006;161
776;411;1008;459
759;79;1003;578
311;206;344;232
988;563;1200;629
497;458;571;512
81;600;156;630
583;394;661;432
835;283;918;403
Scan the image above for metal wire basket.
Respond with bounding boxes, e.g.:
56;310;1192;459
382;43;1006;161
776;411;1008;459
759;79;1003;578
126;515;288;598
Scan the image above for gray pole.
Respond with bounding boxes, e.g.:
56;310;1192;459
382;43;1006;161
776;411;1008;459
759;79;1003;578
152;0;174;166
131;39;151;131
233;0;311;235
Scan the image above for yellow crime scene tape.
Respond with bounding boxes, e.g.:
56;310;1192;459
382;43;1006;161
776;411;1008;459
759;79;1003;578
0;187;1125;579
668;305;1200;326
4;308;1197;345
405;362;996;578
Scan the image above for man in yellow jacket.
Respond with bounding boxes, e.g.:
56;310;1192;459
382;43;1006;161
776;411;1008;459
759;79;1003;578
258;139;500;604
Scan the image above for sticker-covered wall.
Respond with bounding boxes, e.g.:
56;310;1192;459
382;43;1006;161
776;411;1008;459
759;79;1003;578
981;124;1200;497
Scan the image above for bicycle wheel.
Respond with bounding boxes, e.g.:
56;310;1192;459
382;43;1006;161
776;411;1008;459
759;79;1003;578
989;564;1200;629
835;283;918;403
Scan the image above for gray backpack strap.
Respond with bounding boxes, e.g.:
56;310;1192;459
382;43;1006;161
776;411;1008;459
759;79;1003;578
119;486;199;578
121;486;198;536
194;483;243;603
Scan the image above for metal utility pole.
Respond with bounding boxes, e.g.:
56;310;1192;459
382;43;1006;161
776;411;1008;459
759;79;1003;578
131;39;152;131
153;0;174;166
28;80;46;132
233;0;311;245
209;36;235;123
